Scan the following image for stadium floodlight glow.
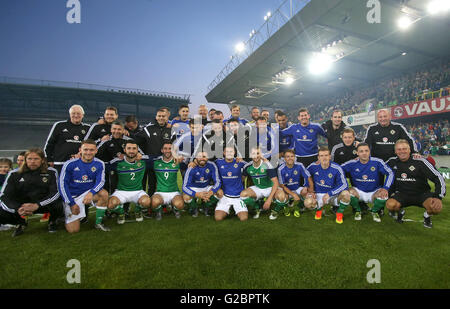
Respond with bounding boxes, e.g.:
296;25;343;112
402;52;407;56
397;16;413;30
308;53;333;75
285;77;294;85
427;0;450;15
235;42;245;53
267;11;271;17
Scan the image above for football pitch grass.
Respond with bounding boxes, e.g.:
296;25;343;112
1;181;449;289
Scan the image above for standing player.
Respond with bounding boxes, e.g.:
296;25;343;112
386;140;446;228
306;147;350;223
364;109;417;161
151;142;185;220
84;106;119;144
182;151;221;217
322;110;348;151
108;141;151;224
215;146;248;221
282;108;328;168
171;105;190;139
60;140;110;233
277;150;313;217
240;147;281;219
341;143;394;223
275;111;293;157
223;105;249;125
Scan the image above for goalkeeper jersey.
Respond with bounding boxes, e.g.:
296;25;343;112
110;158;146;191
153;157;180;193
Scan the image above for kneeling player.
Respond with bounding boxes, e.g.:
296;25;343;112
306;147;350;223
151;142;184;220
386;140;446;228
108;141;151;224
215;146;248;221
277;150;313;218
341;143;394;222
182;151;221;217
60;140;110;233
241;147;280;219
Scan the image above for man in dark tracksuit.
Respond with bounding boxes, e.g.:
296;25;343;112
84;106;119;145
134;108;172;197
322;110;349;151
0;149;63;237
44;105;90;174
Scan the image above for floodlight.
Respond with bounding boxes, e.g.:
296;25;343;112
285;77;294;85
235;42;245;53
308;53;333;75
427;0;450;15
397;16;413;30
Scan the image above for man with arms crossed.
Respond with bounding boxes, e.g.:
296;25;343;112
386;140;446;228
341;143;394;223
60;140;110;233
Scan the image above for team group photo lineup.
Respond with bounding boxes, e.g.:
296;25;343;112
1;0;449;291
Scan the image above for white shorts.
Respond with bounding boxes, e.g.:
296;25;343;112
316;193;339;209
111;190;148;204
190;186;213;194
354;188;385;203
216;196;248;214
248;186;272;200
64;190;90;224
288;187;305;198
154;191;181;205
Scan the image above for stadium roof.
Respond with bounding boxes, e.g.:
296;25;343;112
205;0;450;108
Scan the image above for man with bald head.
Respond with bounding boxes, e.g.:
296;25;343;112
363;109;417;162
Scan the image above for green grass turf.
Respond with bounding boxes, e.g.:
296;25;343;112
1;180;449;289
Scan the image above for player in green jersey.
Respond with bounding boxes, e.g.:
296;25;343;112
151;142;185;220
108;141;151;224
240;147;283;219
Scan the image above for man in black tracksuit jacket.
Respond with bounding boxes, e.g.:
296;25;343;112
0;150;63;236
322;110;349;151
44;105;91;173
84;106;119;145
134;109;172;196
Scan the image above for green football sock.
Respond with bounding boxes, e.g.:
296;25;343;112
204;195;219;209
293;199;302;212
155;205;163;213
337;201;350;214
186;198;198;211
243;197;257;210
372;198;386;213
135;204;143;213
113;204;124;215
95;206;107;224
274;199;288;213
350;195;361;212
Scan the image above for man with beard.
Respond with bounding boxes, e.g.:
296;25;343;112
84;106;119;144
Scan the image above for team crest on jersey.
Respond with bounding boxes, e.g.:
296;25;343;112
383;137;388;143
234;164;238;168
409;166;415;171
328;173;333;178
309;129;313;133
371;167;376;172
227;172;232;177
353;150;357;155
42;177;48;183
81;130;86;134
74;135;79;141
293;170;298;175
390;130;395;135
172;163;176;168
401;173;407;179
363;175;368;180
91;167;96;172
137;163;141;167
206;169;210;173
164;133;169;138
82;175;88;181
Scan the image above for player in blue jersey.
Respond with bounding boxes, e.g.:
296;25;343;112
223;104;249;126
277;149;313;218
306;147;350;223
215;146;248;221
281;108;327;168
170;104;191;138
340;143;394;223
60;139;110;233
182;151;221;217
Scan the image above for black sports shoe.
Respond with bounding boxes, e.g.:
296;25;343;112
397;209;406;223
359;202;369;215
423;216;432;228
388;211;397;219
12;224;26;237
378;208;385;217
331;206;338;215
48;222;58;233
